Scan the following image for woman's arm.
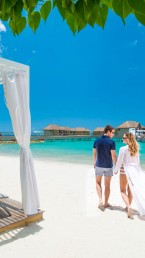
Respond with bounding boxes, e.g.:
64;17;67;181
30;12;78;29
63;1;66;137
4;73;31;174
114;147;125;174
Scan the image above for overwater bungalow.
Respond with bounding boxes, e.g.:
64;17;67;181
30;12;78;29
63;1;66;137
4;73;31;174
43;124;71;136
116;121;145;138
43;124;60;136
74;127;90;136
59;126;71;136
93;127;104;137
69;128;77;136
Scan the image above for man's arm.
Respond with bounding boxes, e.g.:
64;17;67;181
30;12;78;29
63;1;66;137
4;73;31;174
93;148;97;168
111;150;117;165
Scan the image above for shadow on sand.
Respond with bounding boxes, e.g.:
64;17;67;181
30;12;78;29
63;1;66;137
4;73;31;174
0;221;43;246
105;205;145;221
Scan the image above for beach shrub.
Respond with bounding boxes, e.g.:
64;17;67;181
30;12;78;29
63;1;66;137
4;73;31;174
0;0;145;35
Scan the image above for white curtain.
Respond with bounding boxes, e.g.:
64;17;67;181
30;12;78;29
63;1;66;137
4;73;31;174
2;70;40;215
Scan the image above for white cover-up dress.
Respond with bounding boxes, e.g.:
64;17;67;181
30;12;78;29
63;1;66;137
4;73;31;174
114;145;145;216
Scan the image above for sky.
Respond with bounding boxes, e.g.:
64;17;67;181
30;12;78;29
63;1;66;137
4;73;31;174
0;9;145;132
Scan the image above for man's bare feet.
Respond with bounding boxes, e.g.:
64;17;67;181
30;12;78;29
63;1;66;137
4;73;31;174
98;202;105;211
104;203;113;210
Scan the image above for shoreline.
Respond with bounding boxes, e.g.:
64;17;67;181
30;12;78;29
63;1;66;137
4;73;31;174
0;153;145;169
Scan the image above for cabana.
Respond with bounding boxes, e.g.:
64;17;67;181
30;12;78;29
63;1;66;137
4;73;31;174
0;57;40;217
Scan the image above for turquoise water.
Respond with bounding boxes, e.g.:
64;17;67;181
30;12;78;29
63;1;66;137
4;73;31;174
0;139;145;165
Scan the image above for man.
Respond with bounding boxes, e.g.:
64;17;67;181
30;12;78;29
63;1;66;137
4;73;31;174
93;125;117;210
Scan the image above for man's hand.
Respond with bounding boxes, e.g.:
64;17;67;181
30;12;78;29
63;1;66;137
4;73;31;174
93;148;97;169
111;150;117;165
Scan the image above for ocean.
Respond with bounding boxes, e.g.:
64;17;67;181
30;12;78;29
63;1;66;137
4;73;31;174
0;139;145;166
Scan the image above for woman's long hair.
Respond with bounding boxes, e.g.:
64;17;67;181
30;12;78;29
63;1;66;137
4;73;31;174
125;132;139;156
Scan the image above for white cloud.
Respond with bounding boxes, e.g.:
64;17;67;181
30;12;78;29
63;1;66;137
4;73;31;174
0;20;6;33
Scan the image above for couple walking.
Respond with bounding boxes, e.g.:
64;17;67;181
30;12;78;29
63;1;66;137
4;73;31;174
93;125;145;219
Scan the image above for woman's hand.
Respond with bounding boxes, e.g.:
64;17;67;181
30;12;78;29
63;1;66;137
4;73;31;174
113;167;118;174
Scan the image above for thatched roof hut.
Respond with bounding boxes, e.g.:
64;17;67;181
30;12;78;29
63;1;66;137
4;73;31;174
43;124;71;136
115;121;145;138
74;127;90;135
117;121;141;129
93;127;104;136
93;127;104;132
43;124;71;131
43;124;60;130
75;127;90;132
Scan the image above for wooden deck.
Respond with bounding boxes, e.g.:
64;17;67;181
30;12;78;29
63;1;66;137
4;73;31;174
0;197;43;233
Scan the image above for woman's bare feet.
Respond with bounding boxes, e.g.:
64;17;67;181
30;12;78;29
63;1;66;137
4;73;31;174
124;206;128;212
127;207;133;219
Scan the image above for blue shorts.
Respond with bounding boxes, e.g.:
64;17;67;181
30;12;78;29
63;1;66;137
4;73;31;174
95;167;113;177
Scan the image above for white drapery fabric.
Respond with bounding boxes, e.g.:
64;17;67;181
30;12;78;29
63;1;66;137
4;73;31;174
114;145;145;216
2;70;40;215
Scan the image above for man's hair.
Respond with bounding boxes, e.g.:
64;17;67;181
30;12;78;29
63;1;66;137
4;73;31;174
104;125;114;133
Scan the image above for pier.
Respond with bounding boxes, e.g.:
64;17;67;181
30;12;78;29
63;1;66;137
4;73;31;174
0;132;123;143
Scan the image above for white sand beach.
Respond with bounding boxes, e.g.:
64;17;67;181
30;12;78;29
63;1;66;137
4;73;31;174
0;155;145;258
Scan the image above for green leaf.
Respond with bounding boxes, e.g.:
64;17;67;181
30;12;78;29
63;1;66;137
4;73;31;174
53;0;58;8
9;16;26;35
134;11;145;25
112;0;132;20
70;3;75;13
22;0;38;9
96;4;108;28
62;0;72;9
9;19;16;35
56;1;67;20
0;0;17;14
40;1;52;21
0;10;10;21
127;0;145;25
66;14;78;33
78;20;87;32
88;9;97;27
62;0;67;8
17;16;27;34
28;11;41;32
71;0;79;3
13;0;23;17
86;1;100;27
127;0;145;15
84;0;97;20
83;0;88;4
101;0;112;9
75;0;86;23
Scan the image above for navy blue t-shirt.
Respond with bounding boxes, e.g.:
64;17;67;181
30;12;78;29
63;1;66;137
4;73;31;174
93;135;116;168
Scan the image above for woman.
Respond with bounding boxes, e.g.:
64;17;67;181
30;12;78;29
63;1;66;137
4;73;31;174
114;132;145;219
119;163;133;217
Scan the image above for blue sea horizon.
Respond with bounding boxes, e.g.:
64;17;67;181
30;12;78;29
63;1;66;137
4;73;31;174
0;139;145;166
